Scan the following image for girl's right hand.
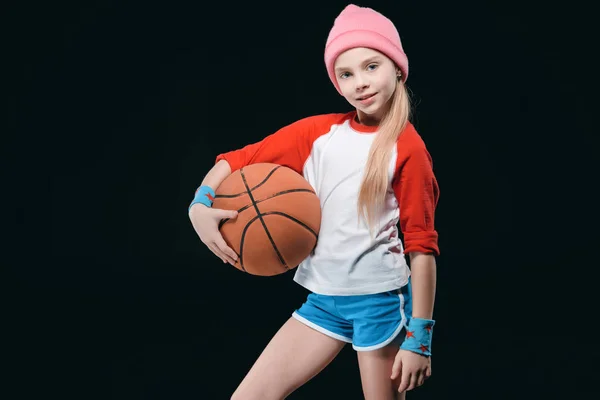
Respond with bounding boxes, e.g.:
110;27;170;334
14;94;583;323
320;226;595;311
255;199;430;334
189;204;239;265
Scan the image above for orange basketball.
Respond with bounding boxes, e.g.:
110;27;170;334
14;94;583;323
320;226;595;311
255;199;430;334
212;163;321;276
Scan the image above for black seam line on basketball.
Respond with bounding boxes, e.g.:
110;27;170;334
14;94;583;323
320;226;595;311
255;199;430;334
232;212;319;272
214;165;283;198
240;167;289;270
218;189;316;229
258;211;319;239
238;214;264;273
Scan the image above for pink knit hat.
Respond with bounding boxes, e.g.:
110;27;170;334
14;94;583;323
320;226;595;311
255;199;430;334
324;4;409;95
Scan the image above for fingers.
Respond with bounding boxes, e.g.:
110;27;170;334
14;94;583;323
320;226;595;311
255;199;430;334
390;355;402;380
398;368;411;393
425;362;432;379
192;206;239;265
400;372;419;392
214;237;238;265
404;367;430;392
219;209;238;220
417;370;426;387
208;243;228;264
398;369;429;393
396;354;432;393
206;237;237;265
409;372;420;391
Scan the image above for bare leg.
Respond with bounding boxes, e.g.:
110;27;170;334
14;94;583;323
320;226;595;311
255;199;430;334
231;317;346;400
357;342;406;400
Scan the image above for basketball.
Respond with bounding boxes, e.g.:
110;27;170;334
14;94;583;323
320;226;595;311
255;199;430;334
212;163;321;276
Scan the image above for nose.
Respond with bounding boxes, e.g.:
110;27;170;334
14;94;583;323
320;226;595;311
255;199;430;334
354;73;369;92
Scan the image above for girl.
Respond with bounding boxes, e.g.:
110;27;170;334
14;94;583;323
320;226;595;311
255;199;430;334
189;4;440;399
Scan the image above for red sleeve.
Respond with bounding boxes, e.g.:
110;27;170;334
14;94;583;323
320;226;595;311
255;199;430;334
392;125;440;256
215;114;347;175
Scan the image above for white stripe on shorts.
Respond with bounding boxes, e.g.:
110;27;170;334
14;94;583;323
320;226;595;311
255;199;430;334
353;289;408;352
292;311;353;343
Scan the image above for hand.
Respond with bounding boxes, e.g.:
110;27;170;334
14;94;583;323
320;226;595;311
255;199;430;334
189;204;239;265
390;349;431;393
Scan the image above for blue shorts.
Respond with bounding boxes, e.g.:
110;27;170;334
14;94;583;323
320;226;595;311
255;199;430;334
292;280;413;351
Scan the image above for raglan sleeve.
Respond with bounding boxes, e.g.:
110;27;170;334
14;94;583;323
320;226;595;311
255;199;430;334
392;144;440;256
214;116;318;175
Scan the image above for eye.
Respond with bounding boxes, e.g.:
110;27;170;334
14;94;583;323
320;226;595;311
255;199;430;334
367;63;378;71
339;71;351;79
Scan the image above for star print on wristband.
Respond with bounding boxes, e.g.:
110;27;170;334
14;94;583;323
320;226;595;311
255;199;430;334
190;185;217;210
404;330;430;353
400;318;435;357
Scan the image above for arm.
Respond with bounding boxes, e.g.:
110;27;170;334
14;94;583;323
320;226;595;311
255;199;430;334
214;116;320;175
201;159;232;191
189;115;323;261
392;139;440;358
214;113;349;175
408;252;436;319
391;131;440;391
188;158;239;265
398;146;439;320
393;144;440;256
193;115;323;209
393;251;437;391
188;159;232;213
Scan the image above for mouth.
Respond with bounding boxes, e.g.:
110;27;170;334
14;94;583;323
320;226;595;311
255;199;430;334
356;93;377;101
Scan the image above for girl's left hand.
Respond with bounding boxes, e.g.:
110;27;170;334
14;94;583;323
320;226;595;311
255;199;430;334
390;349;431;393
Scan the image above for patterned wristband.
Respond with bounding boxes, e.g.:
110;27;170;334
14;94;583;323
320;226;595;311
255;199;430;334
189;185;216;211
399;317;435;357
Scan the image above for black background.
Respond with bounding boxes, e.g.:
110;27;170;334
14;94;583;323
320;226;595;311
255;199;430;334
6;0;597;398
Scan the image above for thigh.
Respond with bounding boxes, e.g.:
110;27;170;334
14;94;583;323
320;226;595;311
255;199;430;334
231;317;346;400
357;341;405;400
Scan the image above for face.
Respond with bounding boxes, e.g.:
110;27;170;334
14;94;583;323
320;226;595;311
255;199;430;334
334;47;399;124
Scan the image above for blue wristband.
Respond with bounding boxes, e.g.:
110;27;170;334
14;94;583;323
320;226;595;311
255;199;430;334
399;317;435;357
189;185;216;211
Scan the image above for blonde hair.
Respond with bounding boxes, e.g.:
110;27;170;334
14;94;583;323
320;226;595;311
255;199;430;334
357;78;412;234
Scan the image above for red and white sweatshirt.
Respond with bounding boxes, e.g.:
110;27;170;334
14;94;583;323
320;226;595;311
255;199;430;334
215;111;440;295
